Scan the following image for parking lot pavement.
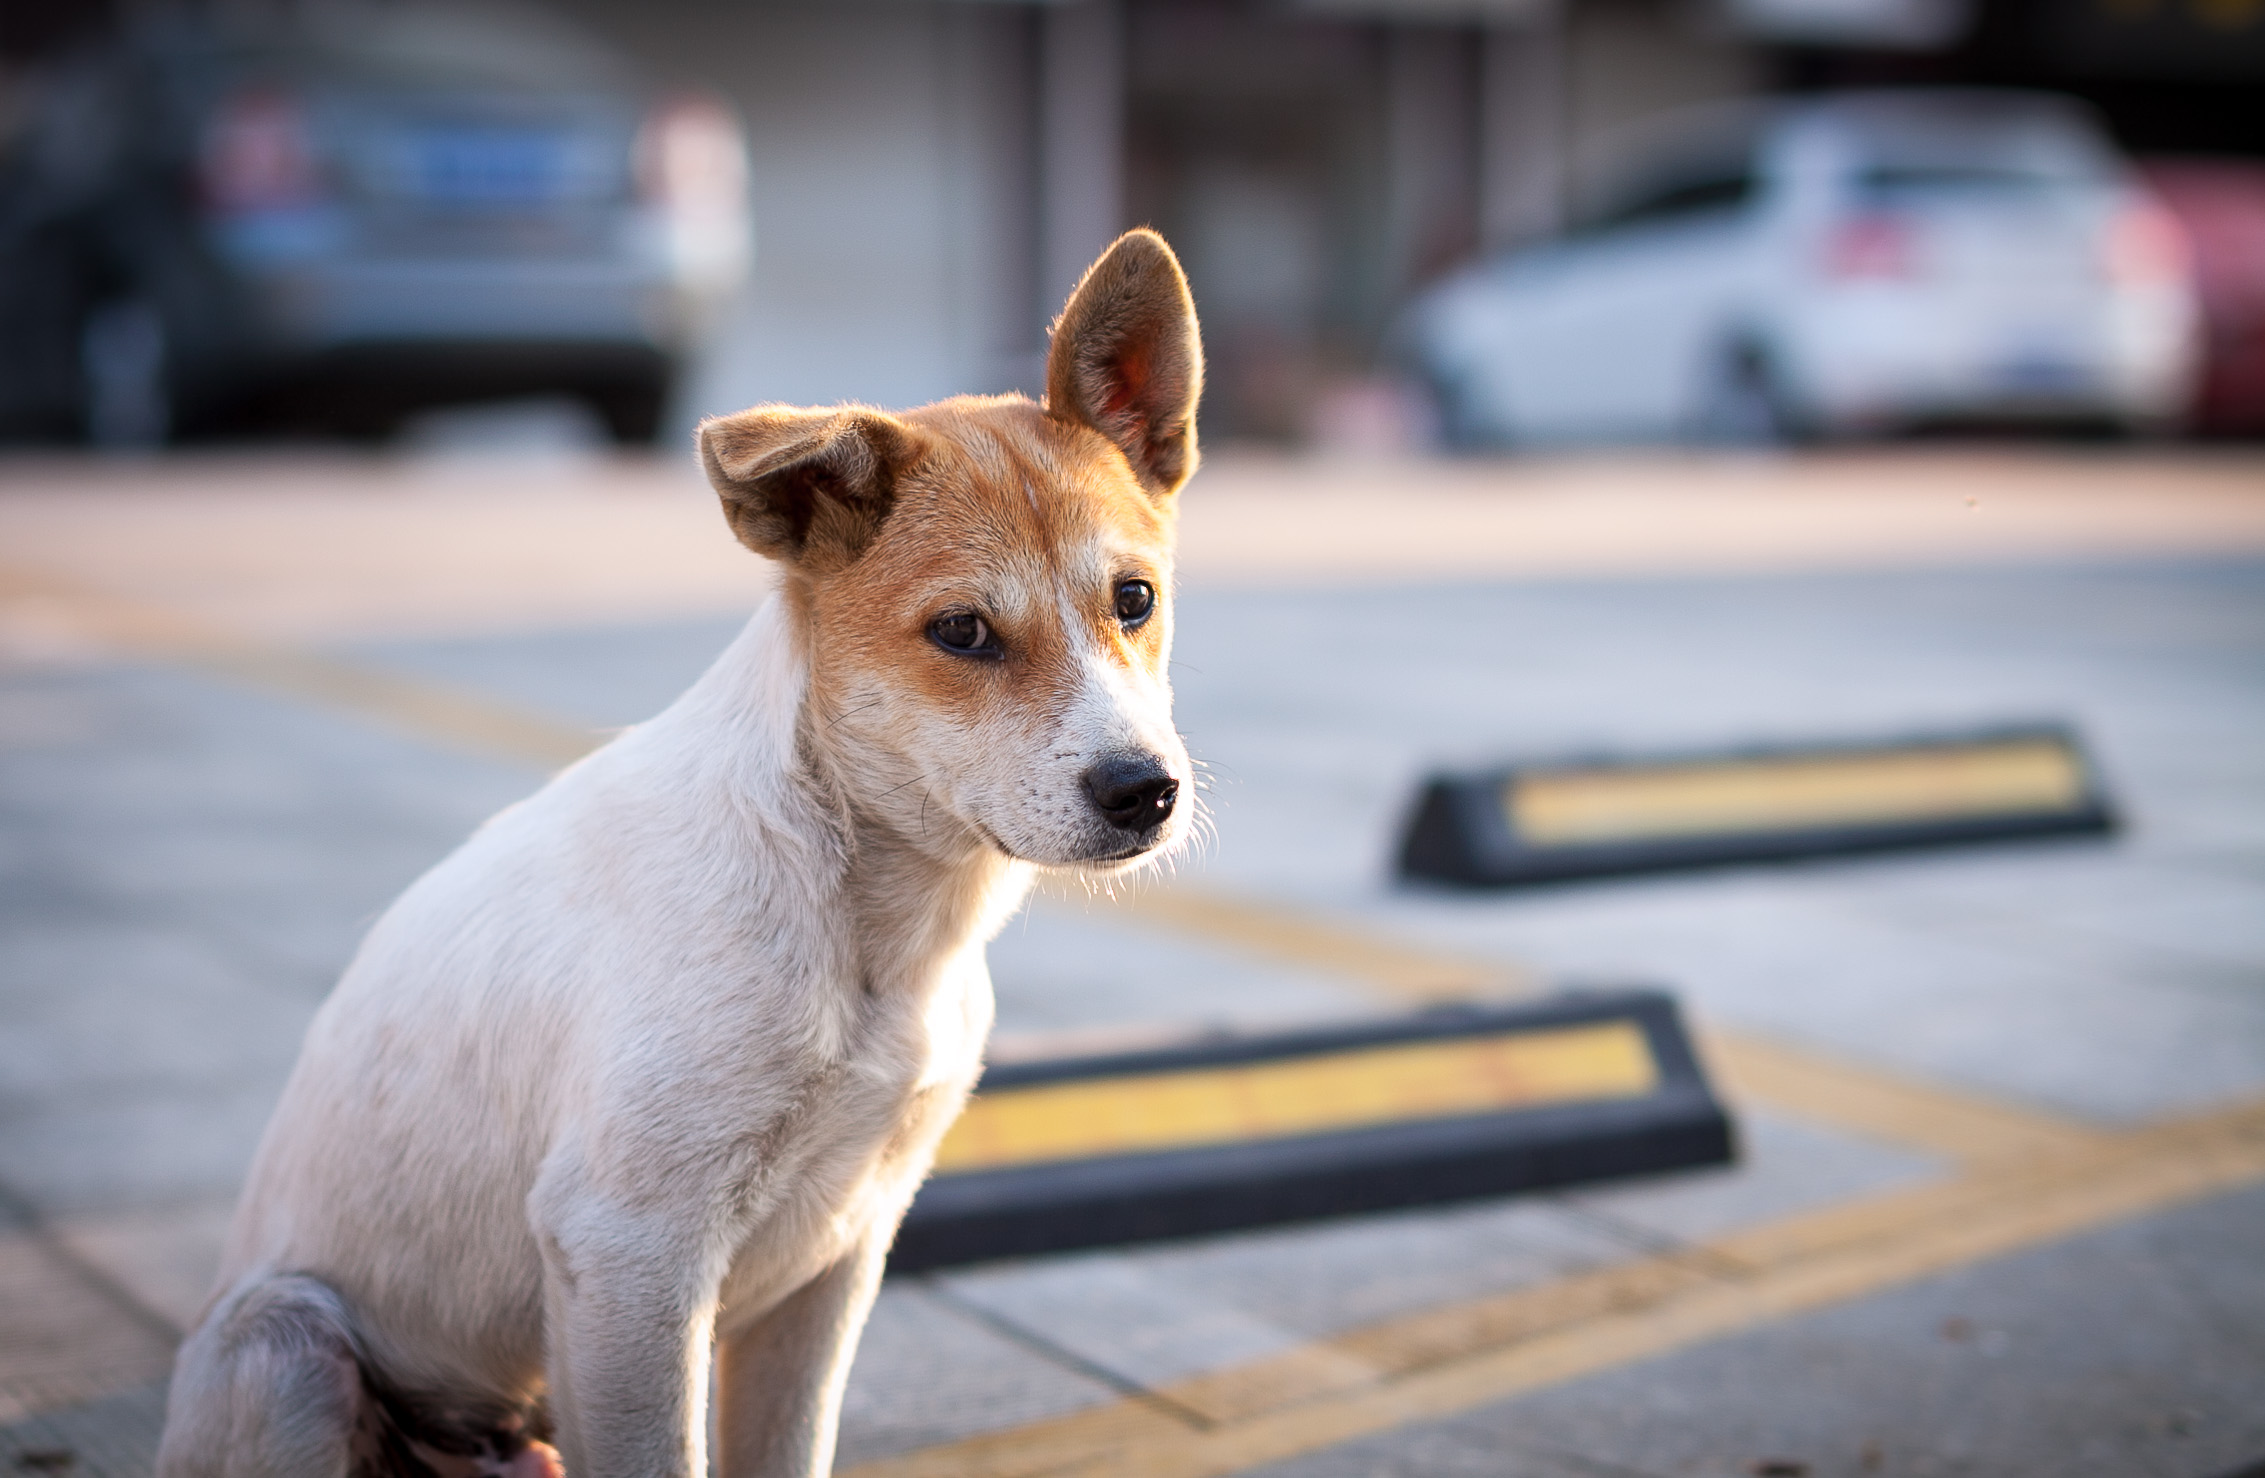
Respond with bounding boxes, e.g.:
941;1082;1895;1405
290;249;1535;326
3;449;2263;1476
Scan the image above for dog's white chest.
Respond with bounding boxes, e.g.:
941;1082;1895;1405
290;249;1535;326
713;953;992;1330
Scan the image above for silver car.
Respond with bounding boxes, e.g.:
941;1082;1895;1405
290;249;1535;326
0;1;749;444
1407;90;2197;446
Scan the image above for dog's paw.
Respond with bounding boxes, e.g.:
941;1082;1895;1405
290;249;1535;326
495;1442;564;1478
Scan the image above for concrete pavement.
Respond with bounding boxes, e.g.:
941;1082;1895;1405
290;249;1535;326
3;447;2262;1477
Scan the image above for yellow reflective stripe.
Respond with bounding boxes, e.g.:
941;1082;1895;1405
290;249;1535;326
1507;738;2086;846
932;1021;1659;1174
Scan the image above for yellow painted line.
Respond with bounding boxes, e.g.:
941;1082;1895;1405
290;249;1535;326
846;1095;2265;1478
932;1021;1657;1173
1507;738;2087;846
1107;888;1536;1003
0;564;601;770
1695;1030;2109;1164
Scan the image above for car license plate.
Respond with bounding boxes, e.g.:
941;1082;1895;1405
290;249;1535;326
411;127;572;207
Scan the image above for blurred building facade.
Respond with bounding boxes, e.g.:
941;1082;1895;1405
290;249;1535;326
6;0;2260;441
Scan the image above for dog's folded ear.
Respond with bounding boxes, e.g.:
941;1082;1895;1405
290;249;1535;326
698;406;924;569
1045;229;1204;498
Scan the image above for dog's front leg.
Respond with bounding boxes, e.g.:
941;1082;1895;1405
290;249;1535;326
535;1186;725;1478
713;1231;892;1477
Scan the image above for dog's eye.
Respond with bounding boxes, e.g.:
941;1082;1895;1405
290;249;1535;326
1114;580;1155;627
929;612;999;657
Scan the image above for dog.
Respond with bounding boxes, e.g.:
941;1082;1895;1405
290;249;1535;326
156;228;1203;1478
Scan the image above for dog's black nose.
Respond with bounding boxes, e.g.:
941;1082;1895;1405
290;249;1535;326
1084;755;1179;832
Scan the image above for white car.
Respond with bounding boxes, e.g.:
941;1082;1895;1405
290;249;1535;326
1406;90;2198;445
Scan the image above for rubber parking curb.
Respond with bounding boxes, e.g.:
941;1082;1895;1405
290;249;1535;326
1397;723;2115;889
891;990;1732;1271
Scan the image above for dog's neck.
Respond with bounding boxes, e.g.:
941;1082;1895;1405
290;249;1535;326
829;811;1029;996
656;594;1034;996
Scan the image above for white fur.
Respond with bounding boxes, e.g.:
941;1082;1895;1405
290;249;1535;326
158;589;1105;1477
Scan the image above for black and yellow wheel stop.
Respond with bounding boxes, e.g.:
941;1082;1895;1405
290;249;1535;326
1398;724;2116;889
891;991;1731;1271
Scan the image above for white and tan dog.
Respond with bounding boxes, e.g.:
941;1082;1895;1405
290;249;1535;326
157;229;1203;1478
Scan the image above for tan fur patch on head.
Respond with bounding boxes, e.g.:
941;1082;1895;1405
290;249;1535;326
794;393;1188;868
816;395;1174;691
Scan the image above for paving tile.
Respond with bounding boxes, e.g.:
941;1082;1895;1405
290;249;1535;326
0;1230;174;1427
990;895;1381;1036
0;920;312;1098
935;1252;1310;1389
1861;859;2265;981
0;664;539;1221
0;1081;287;1216
52;1199;236;1334
1562;1109;1942;1250
1078;1196;1631;1342
837;1281;1120;1467
0;1378;168;1478
1;667;534;990
1357;876;2265;1124
900;1108;1937;1388
1245;1183;2265;1478
349;616;745;733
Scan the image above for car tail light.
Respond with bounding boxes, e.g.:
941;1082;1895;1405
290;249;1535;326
637;94;747;217
2102;198;2190;287
201;92;322;212
1821;215;1918;281
636;93;752;294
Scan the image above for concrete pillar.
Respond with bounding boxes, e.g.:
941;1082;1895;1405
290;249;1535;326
1478;4;1566;252
1038;0;1125;318
1381;26;1479;297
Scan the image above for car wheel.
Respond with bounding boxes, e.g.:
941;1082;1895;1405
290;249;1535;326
588;378;669;445
81;298;172;448
0;229;100;443
1696;343;1794;447
1422;366;1506;452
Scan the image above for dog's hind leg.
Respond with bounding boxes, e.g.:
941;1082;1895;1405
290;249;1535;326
156;1274;364;1478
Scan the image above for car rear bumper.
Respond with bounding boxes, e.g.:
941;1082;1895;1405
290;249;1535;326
244;256;682;352
1786;284;2198;429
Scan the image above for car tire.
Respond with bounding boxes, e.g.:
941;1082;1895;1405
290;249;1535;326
80;298;173;448
1696;342;1797;447
1423;366;1506;452
588;378;669;445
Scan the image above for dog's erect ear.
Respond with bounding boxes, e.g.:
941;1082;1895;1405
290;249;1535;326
698;405;923;569
1045;229;1204;498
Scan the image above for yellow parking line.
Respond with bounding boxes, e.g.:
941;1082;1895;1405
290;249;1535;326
1106;888;1536;1002
1696;1030;2108;1163
848;1095;2265;1478
0;564;599;769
